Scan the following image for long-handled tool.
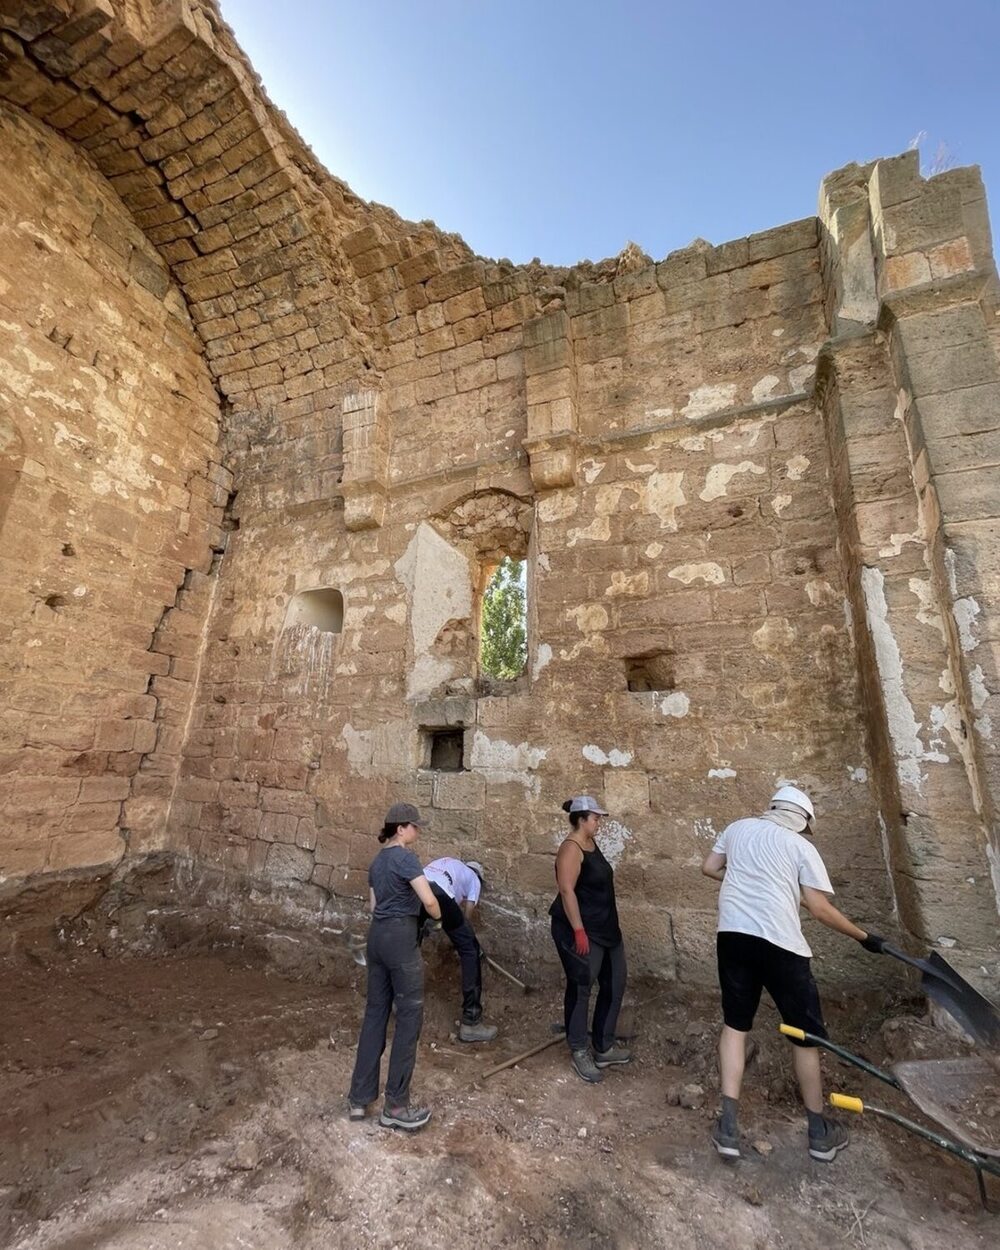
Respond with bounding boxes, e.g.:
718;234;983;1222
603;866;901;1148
881;943;1000;1047
483;953;530;993
482;1034;563;1080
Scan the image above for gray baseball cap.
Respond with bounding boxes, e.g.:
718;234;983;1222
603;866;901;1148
385;802;422;825
568;795;608;815
465;860;485;880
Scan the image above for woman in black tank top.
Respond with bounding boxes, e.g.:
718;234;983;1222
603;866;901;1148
549;796;630;1084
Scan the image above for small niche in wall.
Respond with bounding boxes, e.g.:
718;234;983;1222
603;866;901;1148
286;587;344;634
625;652;675;693
424;728;466;772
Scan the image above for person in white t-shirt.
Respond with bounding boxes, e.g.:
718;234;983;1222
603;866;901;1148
421;857;498;1043
701;785;887;1162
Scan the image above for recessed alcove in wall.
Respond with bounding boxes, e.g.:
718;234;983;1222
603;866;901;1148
285;587;344;634
422;728;466;772
625;652;676;693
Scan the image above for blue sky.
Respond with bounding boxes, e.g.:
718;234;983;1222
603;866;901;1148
221;1;999;267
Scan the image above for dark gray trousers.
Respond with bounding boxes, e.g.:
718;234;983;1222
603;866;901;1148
553;923;627;1052
349;916;424;1108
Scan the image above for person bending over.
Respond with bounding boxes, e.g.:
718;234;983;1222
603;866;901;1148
422;856;497;1043
701;785;886;1161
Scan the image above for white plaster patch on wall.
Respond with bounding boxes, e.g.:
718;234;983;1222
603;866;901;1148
679;435;706;452
969;665;989;711
538;492;578;523
658;691;690;718
668;561;725;586
788;363;815;391
693;817;718;842
537;552;551;573
878;531;923;559
625;458;655;474
597;819;633;868
646;407;675;421
582;744;633;768
605;570;649;598
861;566;928;791
645;542;663;559
752;617;796;652
772;328;786;337
927;702;961;761
644;471;686;531
470;730;546;795
708;767;736;780
952;596;981;654
394;522;471;700
785;455;810;481
682;383;738;420
771;494;792;516
908;576;945;637
848;766;868;782
975;715;993;740
579;457;606;484
751;375;780;403
567;516;611;547
805;579;837;607
384;601;407;625
699;461;765;503
532;642;553;681
567;604;609;633
943;547;959;598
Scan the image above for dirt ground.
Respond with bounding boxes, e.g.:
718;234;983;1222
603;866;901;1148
2;905;998;1249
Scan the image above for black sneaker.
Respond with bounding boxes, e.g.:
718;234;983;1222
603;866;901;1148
458;1021;498;1043
379;1104;432;1132
808;1118;849;1161
711;1119;741;1159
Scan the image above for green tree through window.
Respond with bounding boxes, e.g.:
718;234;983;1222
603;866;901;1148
480;557;527;680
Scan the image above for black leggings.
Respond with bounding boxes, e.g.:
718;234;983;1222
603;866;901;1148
552;920;627;1052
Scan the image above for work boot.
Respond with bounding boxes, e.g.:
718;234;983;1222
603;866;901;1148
379;1104;432;1132
570;1048;604;1083
808;1118;849;1161
593;1045;632;1068
348;1102;367;1121
459;1020;498;1043
710;1119;741;1158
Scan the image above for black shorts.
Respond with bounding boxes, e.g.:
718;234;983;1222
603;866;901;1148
716;931;827;1047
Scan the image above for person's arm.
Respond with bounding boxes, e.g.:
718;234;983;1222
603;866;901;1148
555;842;589;953
800;886;868;940
368;887;376;914
410;874;442;920
462;900;476;920
701;851;727;883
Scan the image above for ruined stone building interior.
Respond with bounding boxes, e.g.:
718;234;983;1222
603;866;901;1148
1;1;999;1246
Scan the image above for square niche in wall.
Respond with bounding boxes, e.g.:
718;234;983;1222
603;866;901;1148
423;728;466;772
286;587;344;634
625;652;675;693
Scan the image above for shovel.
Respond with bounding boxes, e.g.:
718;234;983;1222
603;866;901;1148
883;942;1000;1048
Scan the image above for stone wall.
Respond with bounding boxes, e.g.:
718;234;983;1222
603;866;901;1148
0;98;224;880
0;0;997;985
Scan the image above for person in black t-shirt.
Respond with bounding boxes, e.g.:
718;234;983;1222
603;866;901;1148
348;802;441;1131
550;795;631;1084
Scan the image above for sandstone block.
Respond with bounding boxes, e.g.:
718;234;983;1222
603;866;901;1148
265;841;314;881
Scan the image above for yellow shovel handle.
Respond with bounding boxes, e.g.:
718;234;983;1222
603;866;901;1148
779;1024;806;1041
830;1093;865;1114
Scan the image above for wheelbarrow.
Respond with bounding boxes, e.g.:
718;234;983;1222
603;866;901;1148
781;1024;1000;1208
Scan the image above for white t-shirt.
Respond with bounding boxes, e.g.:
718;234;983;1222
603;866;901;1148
424;858;481;908
712;817;834;957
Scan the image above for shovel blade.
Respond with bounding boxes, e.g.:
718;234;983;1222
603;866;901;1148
921;953;1000;1048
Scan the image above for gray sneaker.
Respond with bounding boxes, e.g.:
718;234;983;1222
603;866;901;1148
571;1048;604;1083
711;1119;741;1158
379;1104;432;1132
459;1020;498;1043
348;1103;367;1121
593;1045;632;1068
808;1118;849;1161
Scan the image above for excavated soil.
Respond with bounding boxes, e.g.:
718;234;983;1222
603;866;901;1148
1;918;998;1248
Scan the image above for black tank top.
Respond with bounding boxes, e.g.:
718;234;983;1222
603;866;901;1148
550;842;622;946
